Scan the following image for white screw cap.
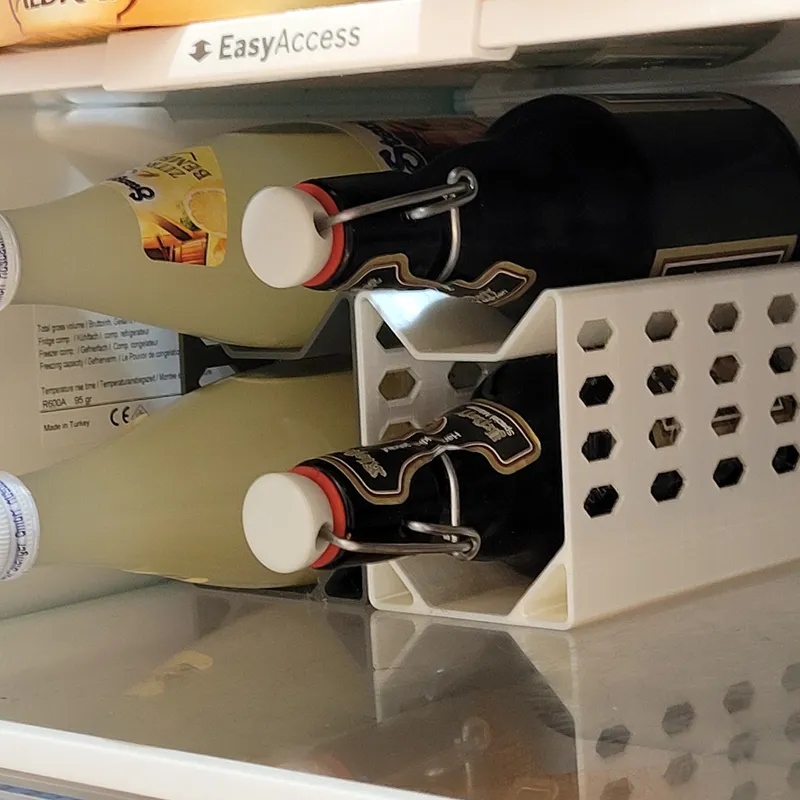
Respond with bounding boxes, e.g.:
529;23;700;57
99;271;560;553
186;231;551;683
0;472;40;581
242;187;334;289
243;472;333;574
0;214;21;311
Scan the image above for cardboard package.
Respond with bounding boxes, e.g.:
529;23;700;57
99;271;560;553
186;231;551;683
1;0;369;51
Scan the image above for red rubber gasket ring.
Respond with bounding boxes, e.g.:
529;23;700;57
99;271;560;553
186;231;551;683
295;182;345;288
291;465;347;568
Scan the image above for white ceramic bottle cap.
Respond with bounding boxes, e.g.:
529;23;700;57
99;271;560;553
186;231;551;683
0;472;40;581
242;187;334;289
0;214;21;311
243;472;333;574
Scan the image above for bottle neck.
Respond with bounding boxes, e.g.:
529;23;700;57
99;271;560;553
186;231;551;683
297;456;456;570
304;143;490;291
300;358;563;572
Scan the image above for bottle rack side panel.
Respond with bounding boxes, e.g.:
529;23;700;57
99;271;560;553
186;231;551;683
355;265;800;629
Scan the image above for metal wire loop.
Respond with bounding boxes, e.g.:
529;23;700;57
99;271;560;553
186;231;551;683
322;167;477;228
319;167;478;286
317;452;482;561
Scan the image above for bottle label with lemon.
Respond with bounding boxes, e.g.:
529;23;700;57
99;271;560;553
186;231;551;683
105;146;227;267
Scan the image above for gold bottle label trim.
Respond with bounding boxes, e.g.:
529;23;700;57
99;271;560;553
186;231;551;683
342;253;536;307
105;146;227;268
651;235;797;277
320;399;541;506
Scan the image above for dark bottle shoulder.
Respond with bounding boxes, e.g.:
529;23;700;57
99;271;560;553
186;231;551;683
474;355;559;415
485;94;617;139
431;95;646;190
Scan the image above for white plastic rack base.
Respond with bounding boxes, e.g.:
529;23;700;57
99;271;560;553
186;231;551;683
354;264;800;629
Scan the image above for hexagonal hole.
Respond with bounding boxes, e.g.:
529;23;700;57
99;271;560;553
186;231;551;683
709;302;739;333
714;457;744;488
584;485;619;518
723;680;755;714
710;354;740;384
651;470;684;503
596;724;630;759
662;702;695;736
380;420;417;442
577;318;613;351
772;395;798;425
579;375;614;407
731;781;757;800
649;417;682;448
447;362;483;393
786;711;800;742
581;430;616;462
663;753;697;787
782;662;800;692
770;345;796;374
645;310;678;342
768;294;797;325
772;444;799;475
600;779;633;800
712;405;743;437
647;364;679;395
728;732;757;763
376;322;403;351
378;369;418;401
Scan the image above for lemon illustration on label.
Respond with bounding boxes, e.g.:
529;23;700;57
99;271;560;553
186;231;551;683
186;188;227;237
105;145;227;268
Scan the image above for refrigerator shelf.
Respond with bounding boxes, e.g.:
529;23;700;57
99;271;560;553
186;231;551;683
2;0;800;100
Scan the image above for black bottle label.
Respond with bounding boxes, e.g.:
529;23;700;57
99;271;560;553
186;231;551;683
341;254;535;307
319;399;541;505
650;235;797;276
590;92;751;113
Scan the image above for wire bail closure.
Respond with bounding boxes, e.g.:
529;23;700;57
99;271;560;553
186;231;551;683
319;167;478;284
318;452;482;560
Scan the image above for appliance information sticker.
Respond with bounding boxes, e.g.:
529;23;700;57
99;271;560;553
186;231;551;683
34;307;182;446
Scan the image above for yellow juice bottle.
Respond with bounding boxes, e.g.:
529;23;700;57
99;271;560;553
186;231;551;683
0;364;358;588
0;129;374;348
0;119;485;348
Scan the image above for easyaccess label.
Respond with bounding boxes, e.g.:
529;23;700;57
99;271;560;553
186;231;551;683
104;0;421;90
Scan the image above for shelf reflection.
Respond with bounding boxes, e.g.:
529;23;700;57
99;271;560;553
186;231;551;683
1;566;800;799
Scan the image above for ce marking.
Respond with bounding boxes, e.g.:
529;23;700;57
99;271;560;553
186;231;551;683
110;406;132;427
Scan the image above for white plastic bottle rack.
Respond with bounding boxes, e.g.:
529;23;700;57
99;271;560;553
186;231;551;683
354;263;800;629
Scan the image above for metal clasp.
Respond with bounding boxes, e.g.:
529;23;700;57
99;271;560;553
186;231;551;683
318;167;478;284
318;452;482;561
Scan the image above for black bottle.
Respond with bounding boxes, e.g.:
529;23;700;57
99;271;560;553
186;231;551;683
242;355;565;577
243;94;800;319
